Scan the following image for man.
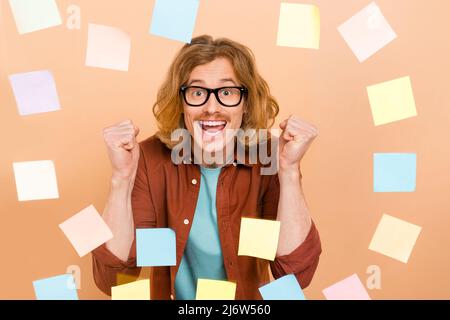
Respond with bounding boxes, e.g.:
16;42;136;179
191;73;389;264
93;35;321;300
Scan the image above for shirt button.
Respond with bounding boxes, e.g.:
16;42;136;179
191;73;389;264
184;219;190;225
191;178;197;185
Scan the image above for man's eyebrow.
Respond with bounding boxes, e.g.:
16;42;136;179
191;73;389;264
220;78;237;85
187;78;237;86
188;79;204;85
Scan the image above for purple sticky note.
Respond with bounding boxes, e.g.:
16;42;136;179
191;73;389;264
322;274;371;300
9;70;61;116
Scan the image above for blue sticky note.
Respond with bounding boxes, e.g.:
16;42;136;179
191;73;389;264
149;0;200;43
136;228;176;266
374;153;416;192
33;274;78;300
259;274;305;300
9;70;61;116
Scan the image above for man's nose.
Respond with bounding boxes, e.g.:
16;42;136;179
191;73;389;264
202;92;221;114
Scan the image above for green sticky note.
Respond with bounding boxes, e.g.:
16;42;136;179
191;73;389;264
9;0;62;35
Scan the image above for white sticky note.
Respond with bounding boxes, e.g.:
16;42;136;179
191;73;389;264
13;160;59;201
111;279;150;300
277;3;320;49
85;23;131;71
338;2;397;62
8;0;62;35
369;214;422;263
59;205;113;257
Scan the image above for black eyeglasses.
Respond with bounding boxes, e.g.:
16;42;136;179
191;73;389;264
180;86;247;107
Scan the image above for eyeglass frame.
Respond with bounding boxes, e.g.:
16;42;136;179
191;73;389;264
180;85;248;107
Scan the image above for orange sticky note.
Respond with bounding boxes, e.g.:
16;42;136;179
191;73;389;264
369;214;422;263
116;273;140;286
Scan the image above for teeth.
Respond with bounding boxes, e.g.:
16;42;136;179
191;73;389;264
199;120;227;126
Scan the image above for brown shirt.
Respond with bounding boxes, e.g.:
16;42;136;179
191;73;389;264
92;135;322;299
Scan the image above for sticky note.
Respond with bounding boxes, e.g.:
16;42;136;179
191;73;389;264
85;23;131;71
33;274;78;300
338;2;397;62
13;160;59;201
259;274;305;300
238;217;281;261
9;70;61;116
111;279;150;300
116;273;140;286
59;205;113;257
367;76;417;126
369;214;422;263
196;279;236;300
149;0;200;43
374;153;416;192
136;228;176;266
322;274;371;300
8;0;62;35
276;3;320;49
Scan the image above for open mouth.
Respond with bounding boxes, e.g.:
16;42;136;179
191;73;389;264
196;120;227;136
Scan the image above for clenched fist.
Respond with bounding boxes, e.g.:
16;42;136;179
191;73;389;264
278;115;318;172
103;119;140;181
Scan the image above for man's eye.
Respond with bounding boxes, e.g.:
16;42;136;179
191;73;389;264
192;91;204;96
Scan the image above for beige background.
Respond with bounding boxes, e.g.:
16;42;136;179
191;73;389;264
0;0;449;299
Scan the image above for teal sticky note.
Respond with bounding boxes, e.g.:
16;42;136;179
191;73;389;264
8;0;62;35
259;274;305;300
136;228;176;266
149;0;200;43
374;153;416;192
33;274;78;300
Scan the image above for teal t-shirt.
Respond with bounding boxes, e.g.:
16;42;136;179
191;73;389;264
174;166;227;300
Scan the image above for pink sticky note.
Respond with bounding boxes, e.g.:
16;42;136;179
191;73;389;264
322;274;371;300
338;2;397;62
59;205;113;257
85;23;131;71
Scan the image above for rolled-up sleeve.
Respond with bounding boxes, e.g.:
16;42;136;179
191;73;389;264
270;222;321;288
261;172;322;289
92;143;157;295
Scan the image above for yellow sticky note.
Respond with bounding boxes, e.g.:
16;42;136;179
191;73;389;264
277;3;320;49
196;279;236;300
111;279;150;300
367;76;417;126
369;214;422;263
238;217;281;261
